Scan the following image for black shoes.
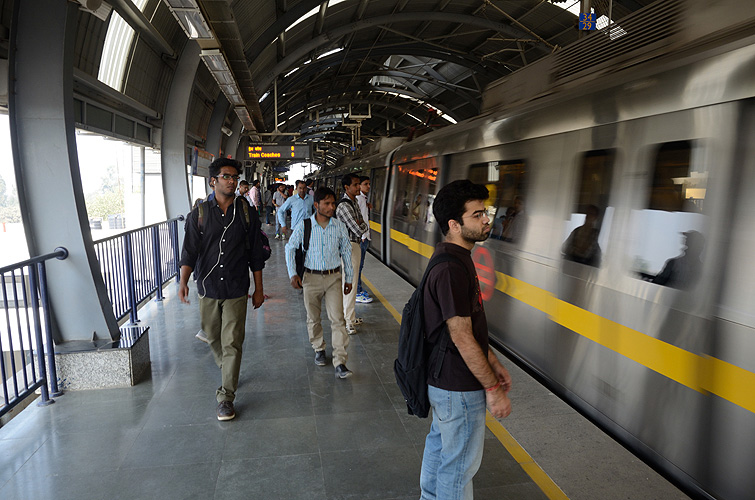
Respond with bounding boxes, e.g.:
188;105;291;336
314;350;327;366
334;364;353;379
217;400;236;421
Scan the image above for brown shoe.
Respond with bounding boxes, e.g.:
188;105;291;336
217;400;235;421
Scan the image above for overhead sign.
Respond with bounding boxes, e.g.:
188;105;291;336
247;142;311;161
579;12;596;30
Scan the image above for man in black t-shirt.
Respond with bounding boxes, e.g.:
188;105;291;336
420;180;512;500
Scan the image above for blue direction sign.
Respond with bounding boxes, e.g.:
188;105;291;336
579;13;597;31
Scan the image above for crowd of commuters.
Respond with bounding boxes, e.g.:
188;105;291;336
180;158;511;498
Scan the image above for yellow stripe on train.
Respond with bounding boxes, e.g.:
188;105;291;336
387;228;754;414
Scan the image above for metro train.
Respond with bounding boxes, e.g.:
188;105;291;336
310;1;755;498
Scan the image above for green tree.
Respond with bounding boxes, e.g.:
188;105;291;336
86;188;125;219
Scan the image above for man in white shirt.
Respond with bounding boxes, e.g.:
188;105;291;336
249;179;262;215
355;176;374;304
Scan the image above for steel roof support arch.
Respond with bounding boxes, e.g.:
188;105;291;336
254;12;552;93
8;0;120;342
161;41;201;219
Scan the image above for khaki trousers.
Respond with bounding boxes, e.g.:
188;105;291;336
302;271;350;367
342;241;362;326
199;295;248;403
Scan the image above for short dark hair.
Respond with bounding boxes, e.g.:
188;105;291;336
252;179;260;187
433;180;489;236
341;173;359;189
239;180;250;187
305;179;313;186
209;158;241;178
295;179;306;188
359;175;370;183
314;186;336;204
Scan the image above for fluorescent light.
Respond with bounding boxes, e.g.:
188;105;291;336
259;92;270;103
169;7;213;39
317;47;343;59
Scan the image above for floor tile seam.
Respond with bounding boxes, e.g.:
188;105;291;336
119;457;225;473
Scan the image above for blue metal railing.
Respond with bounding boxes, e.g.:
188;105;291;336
93;216;184;324
0;247;68;418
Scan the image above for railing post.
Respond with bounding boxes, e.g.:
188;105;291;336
123;233;139;324
151;225;164;301
37;261;62;397
28;265;53;407
172;218;181;283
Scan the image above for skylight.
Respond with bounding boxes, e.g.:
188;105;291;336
98;0;149;91
286;0;348;32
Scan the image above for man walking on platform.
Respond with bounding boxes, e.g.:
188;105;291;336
419;180;512;499
277;179;314;239
285;187;355;379
178;158;266;421
335;174;369;334
249;179;262;215
273;183;287;239
355;175;374;304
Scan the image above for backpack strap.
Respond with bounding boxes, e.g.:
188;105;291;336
303;218;312;252
197;201;206;233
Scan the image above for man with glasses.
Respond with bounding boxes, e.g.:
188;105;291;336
418;180;512;499
178;158;266;421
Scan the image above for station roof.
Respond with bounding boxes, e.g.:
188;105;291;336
0;0;656;167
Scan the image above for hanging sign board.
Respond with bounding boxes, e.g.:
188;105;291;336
579;13;596;30
247;142;311;160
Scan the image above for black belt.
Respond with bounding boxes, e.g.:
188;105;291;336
304;267;341;275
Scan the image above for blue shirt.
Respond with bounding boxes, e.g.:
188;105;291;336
285;214;353;282
277;193;314;230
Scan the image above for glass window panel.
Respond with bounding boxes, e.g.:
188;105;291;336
469;160;527;243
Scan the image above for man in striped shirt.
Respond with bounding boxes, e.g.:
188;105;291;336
284;187;355;379
335;173;369;334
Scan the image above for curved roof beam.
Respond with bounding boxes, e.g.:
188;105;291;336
274;50;482;107
282;98;440;128
266;86;459;128
253;12;552;94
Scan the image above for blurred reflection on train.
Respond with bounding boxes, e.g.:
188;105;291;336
311;1;755;498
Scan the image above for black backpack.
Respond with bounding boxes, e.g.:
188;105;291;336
295;218;312;279
394;252;464;418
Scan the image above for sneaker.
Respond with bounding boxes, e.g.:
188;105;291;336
335;364;353;379
346;324;357;335
195;330;209;344
274;233;280;240
352;317;364;325
356;292;373;304
217;401;235;421
314;350;327;366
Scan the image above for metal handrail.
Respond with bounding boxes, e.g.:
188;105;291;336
93;216;184;324
0;247;68;419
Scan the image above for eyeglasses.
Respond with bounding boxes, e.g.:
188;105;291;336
217;174;240;181
462;209;490;220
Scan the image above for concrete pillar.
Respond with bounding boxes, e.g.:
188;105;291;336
161;41;200;219
205;94;229;159
8;0;119;342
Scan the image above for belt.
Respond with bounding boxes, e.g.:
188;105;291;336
304;267;341;275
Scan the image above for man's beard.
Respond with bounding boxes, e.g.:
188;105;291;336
461;224;490;243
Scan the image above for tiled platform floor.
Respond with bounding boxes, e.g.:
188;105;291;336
0;236;688;500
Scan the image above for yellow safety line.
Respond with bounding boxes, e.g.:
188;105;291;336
486;414;570;500
361;276;401;324
363;274;569;500
386;228;755;414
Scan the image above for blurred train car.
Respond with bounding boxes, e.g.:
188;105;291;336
313;1;755;498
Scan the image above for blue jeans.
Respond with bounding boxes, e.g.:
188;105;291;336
420;386;487;500
356;239;369;293
265;206;273;225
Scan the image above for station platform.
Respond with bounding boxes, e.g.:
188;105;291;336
0;236;689;499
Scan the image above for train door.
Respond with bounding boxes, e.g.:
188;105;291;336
387;157;440;284
368;166;388;260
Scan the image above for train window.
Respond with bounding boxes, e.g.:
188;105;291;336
392;159;439;235
371;167;387;217
630;140;707;289
469;160;527;243
647;142;703;212
561;150;615;267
